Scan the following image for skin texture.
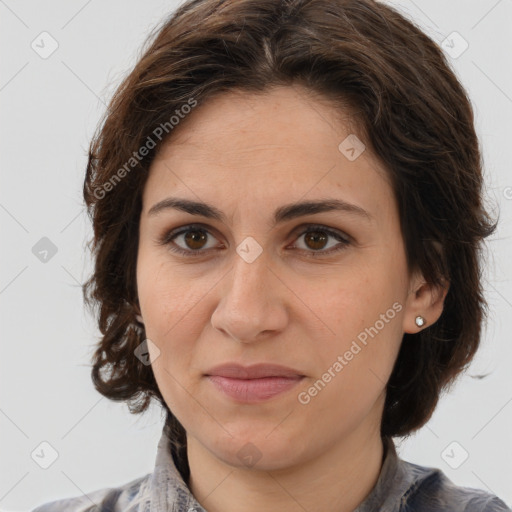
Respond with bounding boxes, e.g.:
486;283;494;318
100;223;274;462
136;84;447;512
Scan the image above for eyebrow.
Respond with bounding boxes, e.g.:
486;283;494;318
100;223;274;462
147;197;373;226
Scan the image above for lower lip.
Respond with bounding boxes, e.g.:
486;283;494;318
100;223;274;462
206;375;304;403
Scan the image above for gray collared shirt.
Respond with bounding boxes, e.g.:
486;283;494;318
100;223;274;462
32;423;511;512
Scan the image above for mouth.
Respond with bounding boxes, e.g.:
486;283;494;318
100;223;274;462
204;363;305;403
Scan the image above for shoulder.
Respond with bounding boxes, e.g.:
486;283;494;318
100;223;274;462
30;473;151;512
399;459;511;512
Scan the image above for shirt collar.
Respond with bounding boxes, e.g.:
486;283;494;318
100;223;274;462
149;421;205;512
353;436;417;512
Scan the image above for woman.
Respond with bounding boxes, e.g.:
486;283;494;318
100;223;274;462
33;0;510;510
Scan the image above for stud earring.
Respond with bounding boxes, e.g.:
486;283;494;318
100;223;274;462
135;314;144;323
415;315;425;328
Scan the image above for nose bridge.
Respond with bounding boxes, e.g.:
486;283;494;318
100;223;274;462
211;242;286;342
227;243;272;309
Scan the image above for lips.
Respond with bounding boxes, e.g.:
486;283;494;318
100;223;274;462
204;363;305;402
205;363;304;379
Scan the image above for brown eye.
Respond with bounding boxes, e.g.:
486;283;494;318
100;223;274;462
292;225;351;257
183;229;209;250
160;223;350;258
160;224;222;256
303;230;329;250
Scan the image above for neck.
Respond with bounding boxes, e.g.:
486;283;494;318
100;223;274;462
186;420;385;512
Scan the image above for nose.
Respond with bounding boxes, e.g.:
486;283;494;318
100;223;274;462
210;249;288;343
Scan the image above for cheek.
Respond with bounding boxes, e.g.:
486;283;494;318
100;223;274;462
298;258;403;337
137;250;205;334
298;257;406;393
139;260;204;417
297;298;404;433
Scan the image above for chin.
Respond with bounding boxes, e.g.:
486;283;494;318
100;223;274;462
203;425;313;472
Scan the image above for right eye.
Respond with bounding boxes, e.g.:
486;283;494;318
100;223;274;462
159;224;224;256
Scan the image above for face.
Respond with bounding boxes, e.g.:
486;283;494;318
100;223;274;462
136;85;419;471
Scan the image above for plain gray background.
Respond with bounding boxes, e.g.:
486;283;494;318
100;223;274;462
1;0;511;510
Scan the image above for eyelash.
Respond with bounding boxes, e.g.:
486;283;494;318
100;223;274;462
158;223;352;258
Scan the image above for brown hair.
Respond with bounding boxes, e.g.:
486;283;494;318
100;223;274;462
82;0;497;479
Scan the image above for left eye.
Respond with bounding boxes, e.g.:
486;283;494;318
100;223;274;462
159;224;350;257
292;226;350;255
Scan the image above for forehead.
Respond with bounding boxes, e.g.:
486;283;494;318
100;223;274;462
143;85;394;221
160;85;360;159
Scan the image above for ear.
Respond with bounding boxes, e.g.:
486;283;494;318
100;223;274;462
402;270;449;333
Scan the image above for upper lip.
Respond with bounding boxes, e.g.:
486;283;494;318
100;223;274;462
205;363;305;379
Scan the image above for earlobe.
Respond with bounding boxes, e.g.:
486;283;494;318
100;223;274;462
402;275;449;334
